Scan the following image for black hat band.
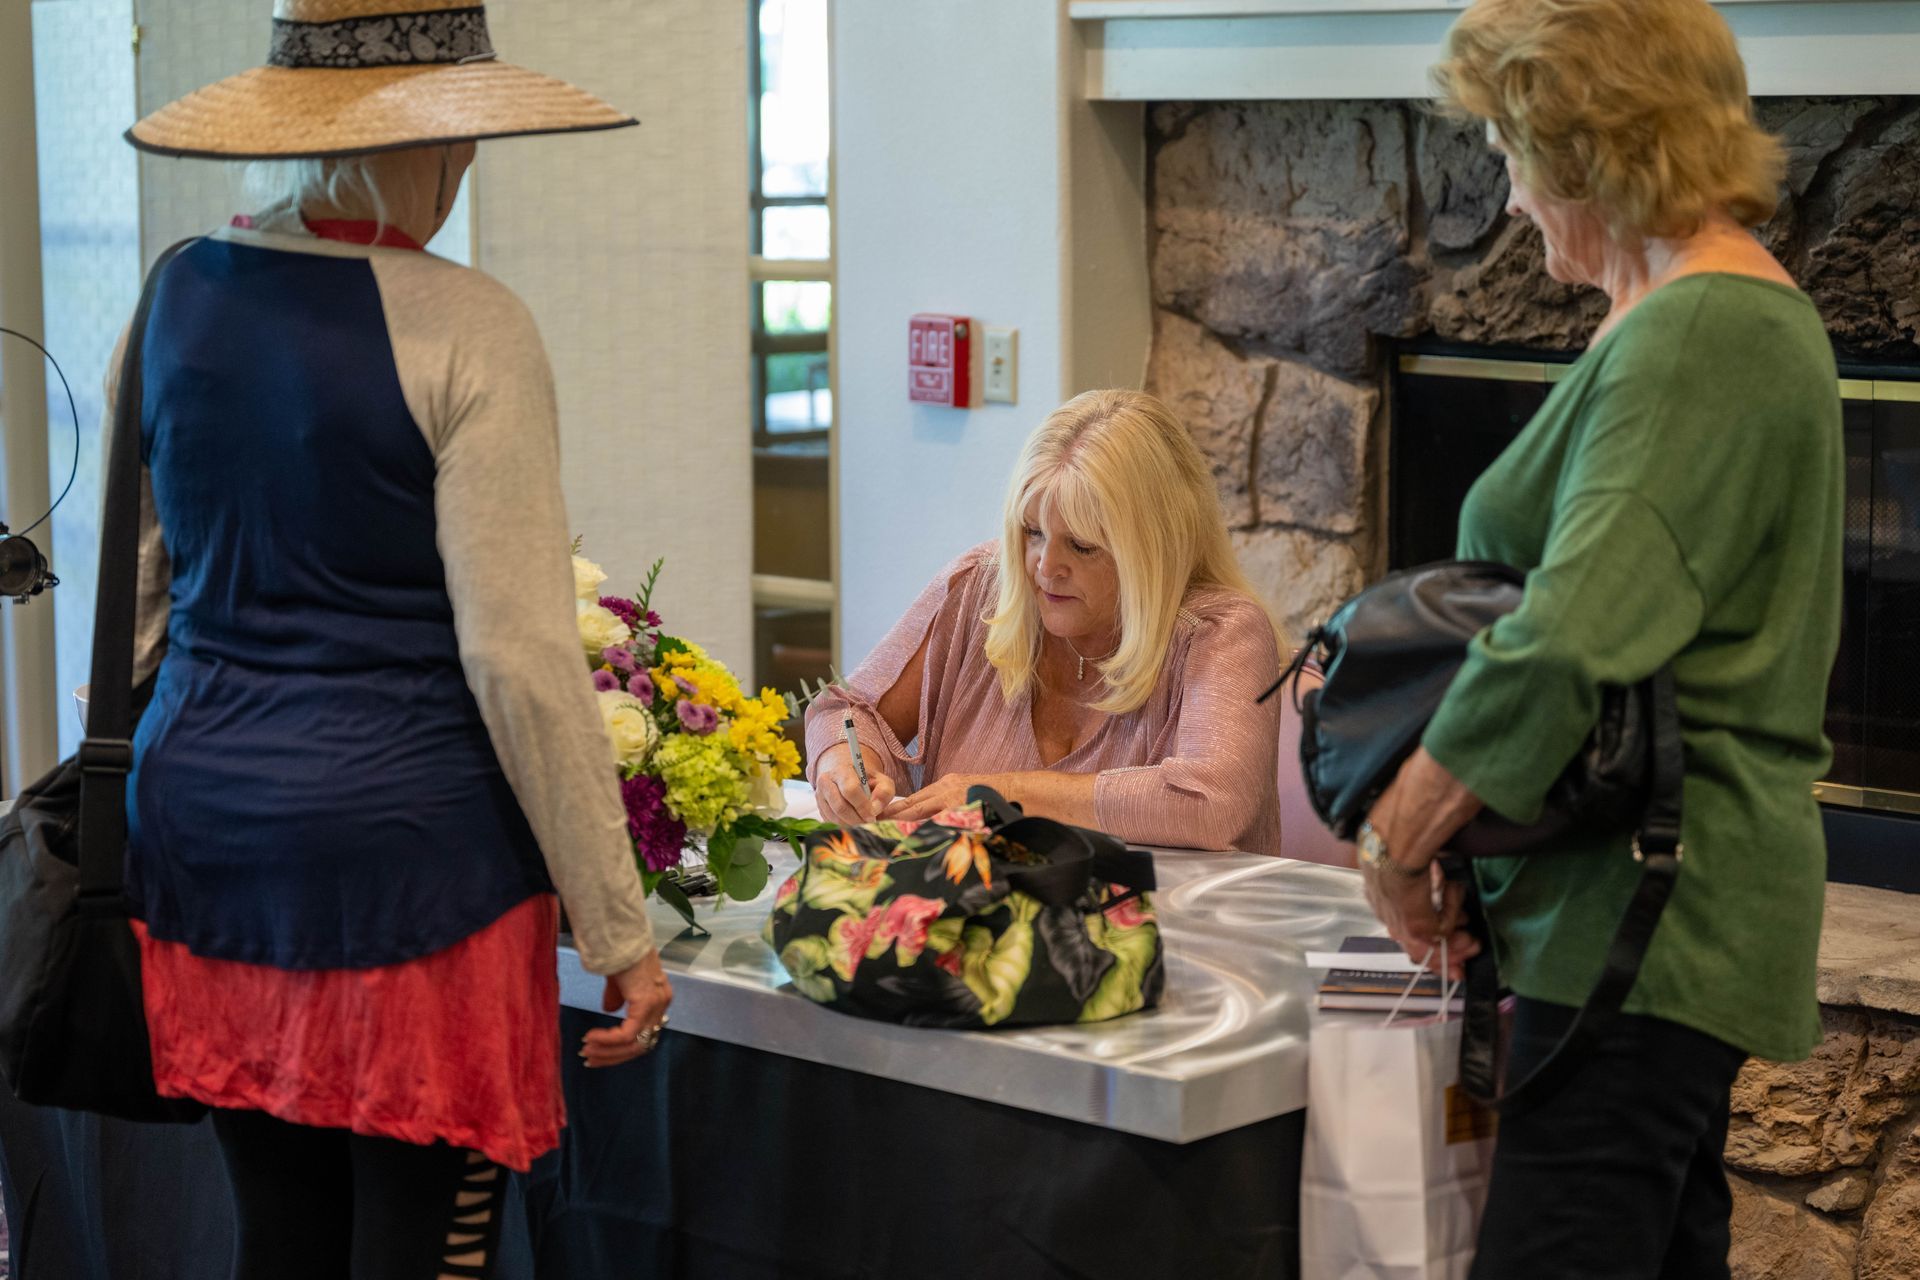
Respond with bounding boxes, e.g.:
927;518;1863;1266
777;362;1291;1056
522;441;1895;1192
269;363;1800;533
269;7;494;69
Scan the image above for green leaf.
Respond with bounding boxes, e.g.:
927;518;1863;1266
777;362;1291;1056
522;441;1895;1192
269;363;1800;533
654;636;691;660
705;828;738;899
776;669;858;720
634;557;666;615
736;814;826;843
641;868;666;894
654;877;705;935
725;845;771;902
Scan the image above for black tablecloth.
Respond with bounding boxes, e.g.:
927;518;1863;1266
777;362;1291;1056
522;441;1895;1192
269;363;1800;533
1;1007;1304;1279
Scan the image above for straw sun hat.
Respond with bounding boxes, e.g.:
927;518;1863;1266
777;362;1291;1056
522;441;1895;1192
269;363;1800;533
126;0;635;160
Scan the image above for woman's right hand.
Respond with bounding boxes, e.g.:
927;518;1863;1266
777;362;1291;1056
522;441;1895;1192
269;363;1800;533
581;948;674;1068
814;742;896;825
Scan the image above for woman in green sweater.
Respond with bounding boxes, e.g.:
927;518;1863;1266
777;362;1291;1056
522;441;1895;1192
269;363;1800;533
1360;1;1844;1275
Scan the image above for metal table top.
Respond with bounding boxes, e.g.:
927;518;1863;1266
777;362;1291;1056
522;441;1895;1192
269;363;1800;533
557;787;1378;1146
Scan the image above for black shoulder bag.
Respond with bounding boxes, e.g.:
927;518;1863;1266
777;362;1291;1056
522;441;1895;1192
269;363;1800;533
1261;560;1683;1114
0;241;204;1123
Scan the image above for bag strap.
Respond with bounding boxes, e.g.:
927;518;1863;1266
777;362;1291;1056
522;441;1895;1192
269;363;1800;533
966;783;1026;830
962;784;1159;903
1255;630;1321;707
989;814;1159;907
1460;665;1684;1114
78;240;195;902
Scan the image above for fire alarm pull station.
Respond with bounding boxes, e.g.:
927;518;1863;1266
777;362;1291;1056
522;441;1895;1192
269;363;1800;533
909;313;972;408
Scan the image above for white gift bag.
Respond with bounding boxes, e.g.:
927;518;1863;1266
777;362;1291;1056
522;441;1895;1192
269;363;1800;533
1299;971;1497;1280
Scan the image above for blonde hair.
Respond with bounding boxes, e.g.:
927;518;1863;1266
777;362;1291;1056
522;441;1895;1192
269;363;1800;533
1432;0;1785;241
983;389;1277;716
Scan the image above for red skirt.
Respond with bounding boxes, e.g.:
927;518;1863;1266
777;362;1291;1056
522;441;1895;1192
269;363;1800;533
134;894;564;1172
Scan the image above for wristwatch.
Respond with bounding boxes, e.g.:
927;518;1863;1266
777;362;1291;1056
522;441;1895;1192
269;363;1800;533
1357;820;1428;880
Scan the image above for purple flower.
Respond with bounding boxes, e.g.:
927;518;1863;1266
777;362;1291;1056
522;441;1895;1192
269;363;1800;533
627;674;655;703
591;669;619;692
673;675;697;698
602;646;636;673
644;610;663;629
675;700;719;735
600;596;641;629
621;774;686;872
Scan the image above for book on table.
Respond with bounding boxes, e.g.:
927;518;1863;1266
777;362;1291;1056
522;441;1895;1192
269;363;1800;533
1315;936;1464;1014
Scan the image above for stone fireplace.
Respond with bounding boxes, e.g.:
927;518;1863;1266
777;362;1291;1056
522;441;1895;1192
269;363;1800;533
1144;95;1920;826
1142;97;1920;1276
1145;96;1920;634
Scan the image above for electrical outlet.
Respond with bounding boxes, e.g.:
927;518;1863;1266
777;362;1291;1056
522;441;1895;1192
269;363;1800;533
983;326;1018;404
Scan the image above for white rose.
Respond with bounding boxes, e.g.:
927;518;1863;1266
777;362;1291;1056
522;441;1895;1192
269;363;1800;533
572;555;608;603
598;690;659;767
747;762;787;817
577;601;633;658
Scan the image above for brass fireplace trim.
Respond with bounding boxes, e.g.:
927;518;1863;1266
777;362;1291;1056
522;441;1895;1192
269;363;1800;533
1812;782;1920;816
1871;380;1920;403
1399;355;1915;402
1397;354;1571;384
1398;353;1920;819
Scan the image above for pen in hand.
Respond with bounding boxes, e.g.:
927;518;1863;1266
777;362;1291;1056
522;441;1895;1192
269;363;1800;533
842;715;875;811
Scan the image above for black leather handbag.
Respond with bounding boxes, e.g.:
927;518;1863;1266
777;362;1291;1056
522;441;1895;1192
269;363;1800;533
0;241;205;1123
1262;560;1684;1112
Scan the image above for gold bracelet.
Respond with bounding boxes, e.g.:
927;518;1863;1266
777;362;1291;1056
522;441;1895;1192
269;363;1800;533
1358;820;1428;880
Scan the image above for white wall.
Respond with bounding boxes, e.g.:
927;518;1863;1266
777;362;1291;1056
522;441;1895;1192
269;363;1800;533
832;0;1147;663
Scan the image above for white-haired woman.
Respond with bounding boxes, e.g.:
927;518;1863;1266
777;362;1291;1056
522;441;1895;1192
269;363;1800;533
808;389;1285;855
115;4;667;1278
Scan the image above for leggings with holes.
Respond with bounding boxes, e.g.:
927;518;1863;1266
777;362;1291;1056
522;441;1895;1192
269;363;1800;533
211;1107;507;1280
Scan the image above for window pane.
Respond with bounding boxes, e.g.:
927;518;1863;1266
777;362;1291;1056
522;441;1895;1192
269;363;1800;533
762;280;831;334
758;0;830;199
754;448;829;578
33;2;142;758
761;205;830;260
765;352;831;434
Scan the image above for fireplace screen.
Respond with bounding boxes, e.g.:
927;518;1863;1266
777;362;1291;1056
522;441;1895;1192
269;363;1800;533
1389;348;1920;818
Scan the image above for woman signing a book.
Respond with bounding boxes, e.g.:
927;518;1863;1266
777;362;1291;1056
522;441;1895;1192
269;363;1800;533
805;389;1286;856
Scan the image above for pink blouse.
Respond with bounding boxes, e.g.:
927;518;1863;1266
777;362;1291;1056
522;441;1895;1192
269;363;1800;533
806;543;1284;855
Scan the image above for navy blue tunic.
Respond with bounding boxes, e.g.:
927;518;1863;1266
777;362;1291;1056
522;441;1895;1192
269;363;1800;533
127;238;551;969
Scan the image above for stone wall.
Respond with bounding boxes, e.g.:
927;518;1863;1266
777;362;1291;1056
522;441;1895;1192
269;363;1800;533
1727;1008;1920;1280
1144;97;1920;639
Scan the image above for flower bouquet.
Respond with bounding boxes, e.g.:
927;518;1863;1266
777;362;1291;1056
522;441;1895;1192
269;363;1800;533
575;547;823;929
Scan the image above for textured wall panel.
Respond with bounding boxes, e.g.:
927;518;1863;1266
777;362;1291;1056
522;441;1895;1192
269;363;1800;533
33;0;142;755
477;0;753;671
134;0;254;261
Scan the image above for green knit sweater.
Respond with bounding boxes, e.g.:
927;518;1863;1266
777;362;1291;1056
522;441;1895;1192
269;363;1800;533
1423;274;1843;1063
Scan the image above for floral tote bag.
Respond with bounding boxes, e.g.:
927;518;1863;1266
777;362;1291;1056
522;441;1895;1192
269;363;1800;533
762;787;1164;1029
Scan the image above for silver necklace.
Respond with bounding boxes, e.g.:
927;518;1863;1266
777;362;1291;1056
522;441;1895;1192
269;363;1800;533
1063;638;1097;682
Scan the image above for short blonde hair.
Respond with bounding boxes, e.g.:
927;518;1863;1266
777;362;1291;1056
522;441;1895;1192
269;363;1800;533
1432;0;1785;240
983;389;1276;716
